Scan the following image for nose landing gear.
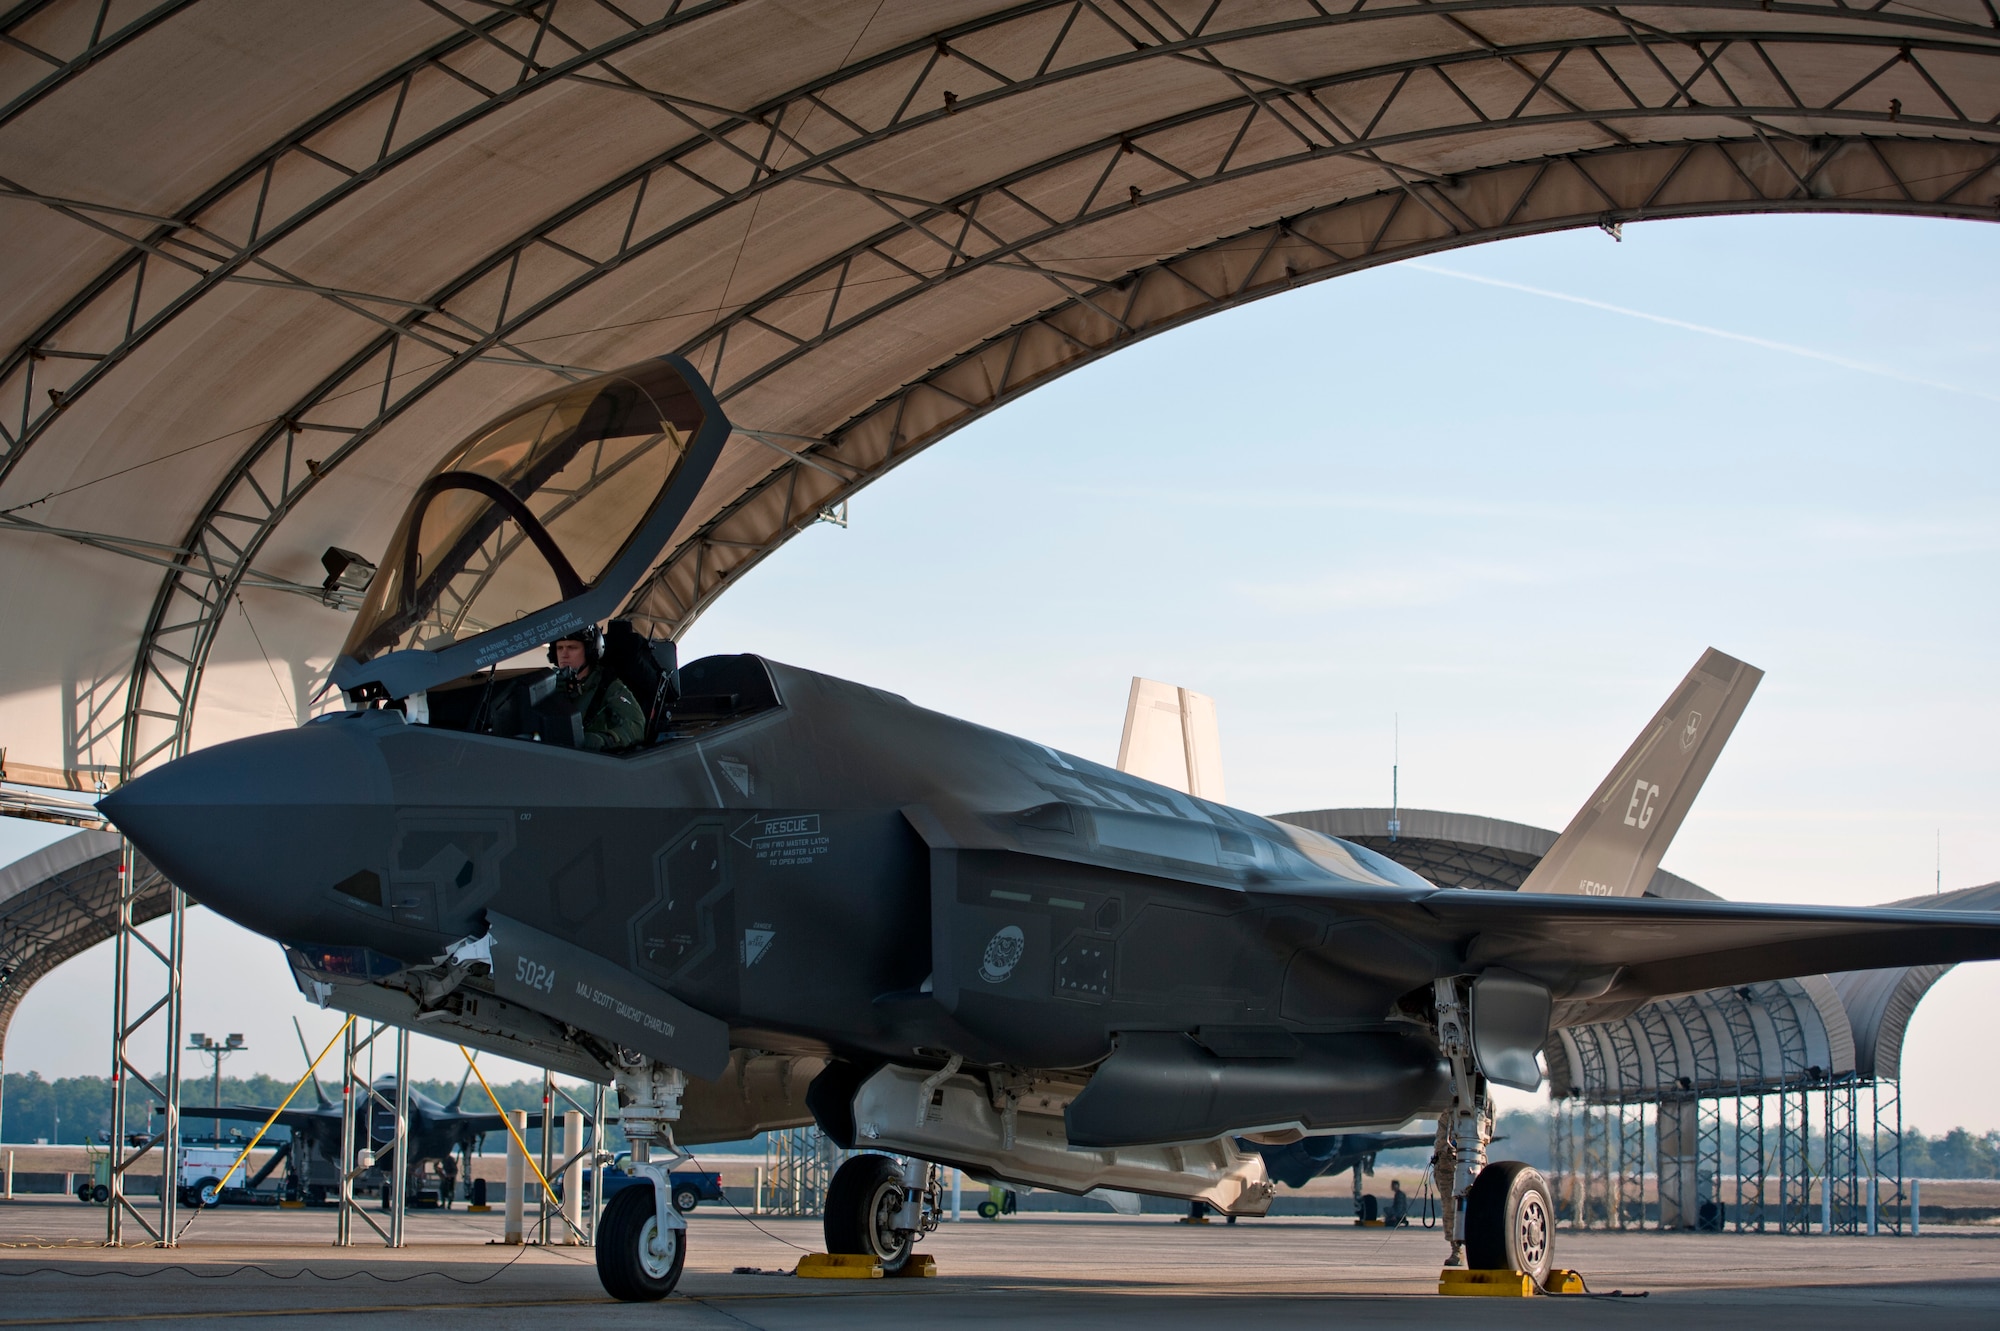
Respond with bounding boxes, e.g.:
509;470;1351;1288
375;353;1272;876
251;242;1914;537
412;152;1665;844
595;1057;692;1302
597;1184;687;1300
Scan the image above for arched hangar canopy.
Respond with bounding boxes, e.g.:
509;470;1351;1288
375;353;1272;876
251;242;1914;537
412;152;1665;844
2;0;1998;788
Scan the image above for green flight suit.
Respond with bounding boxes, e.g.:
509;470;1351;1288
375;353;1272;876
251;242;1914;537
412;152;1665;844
572;669;646;752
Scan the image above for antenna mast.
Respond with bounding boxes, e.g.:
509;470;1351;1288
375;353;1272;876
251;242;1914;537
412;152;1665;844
1388;714;1400;843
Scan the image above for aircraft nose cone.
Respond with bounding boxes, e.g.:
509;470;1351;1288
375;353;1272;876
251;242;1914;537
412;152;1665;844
102;717;398;945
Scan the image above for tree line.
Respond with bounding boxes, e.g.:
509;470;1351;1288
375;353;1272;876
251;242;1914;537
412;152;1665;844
2;1070;554;1146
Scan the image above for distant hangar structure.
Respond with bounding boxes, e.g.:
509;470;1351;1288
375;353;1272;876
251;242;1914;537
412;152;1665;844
1279;806;1998;1232
1278;806;1989;1093
3;0;2000;790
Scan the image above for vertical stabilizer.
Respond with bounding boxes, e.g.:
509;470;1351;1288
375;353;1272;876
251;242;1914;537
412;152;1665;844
1518;649;1762;897
1116;677;1225;802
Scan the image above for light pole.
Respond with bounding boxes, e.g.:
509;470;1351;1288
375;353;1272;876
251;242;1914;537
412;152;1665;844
186;1033;245;1144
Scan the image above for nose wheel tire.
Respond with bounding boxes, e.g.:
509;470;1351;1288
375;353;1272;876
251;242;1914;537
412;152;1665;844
1464;1161;1554;1285
824;1153;915;1273
596;1184;686;1301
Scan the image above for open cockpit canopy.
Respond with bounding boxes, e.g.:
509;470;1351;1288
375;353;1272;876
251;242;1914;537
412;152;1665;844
331;357;727;703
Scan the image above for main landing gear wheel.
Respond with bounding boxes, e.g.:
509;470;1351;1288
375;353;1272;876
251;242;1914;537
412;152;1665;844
824;1153;914;1273
596;1184;686;1301
1464;1161;1553;1284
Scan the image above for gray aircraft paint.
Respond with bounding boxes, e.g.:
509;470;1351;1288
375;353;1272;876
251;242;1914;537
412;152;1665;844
104;651;2000;1151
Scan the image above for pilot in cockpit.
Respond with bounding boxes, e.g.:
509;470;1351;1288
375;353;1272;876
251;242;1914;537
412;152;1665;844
549;627;646;753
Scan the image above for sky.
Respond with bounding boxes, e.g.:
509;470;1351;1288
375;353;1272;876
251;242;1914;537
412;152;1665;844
3;211;1997;1135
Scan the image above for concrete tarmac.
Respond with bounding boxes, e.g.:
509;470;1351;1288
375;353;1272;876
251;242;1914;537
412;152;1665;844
2;1198;1997;1328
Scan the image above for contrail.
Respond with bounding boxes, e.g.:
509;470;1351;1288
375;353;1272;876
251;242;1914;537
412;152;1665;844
1405;261;2000;403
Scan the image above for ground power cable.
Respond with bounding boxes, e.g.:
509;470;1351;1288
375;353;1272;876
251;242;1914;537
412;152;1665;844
0;1247;535;1285
676;1147;813;1260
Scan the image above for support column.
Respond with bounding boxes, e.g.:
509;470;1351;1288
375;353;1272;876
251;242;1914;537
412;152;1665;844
335;1021;358;1247
388;1029;409;1248
537;1070;553;1245
561;1110;584;1243
588;1083;606;1246
105;843;181;1247
504;1110;526;1244
1657;1098;1699;1229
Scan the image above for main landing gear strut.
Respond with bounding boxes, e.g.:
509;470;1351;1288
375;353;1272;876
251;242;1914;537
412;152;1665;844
1432;977;1555;1286
824;1153;943;1274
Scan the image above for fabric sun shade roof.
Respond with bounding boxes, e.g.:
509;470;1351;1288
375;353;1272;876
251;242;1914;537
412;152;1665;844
1;0;1997;787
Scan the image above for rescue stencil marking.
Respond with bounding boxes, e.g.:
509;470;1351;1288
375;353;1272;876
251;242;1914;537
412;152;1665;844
736;813;829;867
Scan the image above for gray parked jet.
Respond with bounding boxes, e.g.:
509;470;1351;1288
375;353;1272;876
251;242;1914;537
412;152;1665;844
180;1071;537;1209
102;357;2000;1299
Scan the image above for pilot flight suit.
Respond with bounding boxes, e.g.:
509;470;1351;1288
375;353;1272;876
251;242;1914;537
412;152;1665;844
569;668;646;752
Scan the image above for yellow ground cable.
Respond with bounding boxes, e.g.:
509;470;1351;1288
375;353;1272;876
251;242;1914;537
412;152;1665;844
209;1015;355;1194
458;1045;589;1243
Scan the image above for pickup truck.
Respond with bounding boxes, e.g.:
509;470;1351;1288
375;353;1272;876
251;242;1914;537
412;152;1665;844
578;1158;724;1213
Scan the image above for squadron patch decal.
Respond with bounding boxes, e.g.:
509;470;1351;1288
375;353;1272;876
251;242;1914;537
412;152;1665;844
979;925;1026;983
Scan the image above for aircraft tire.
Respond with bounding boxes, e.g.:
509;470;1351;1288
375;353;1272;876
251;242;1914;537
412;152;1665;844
823;1154;914;1272
595;1183;685;1301
92;1184;110;1204
1463;1161;1553;1283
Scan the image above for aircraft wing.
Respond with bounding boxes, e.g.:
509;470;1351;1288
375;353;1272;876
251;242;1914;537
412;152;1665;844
1399;889;2000;1025
453;1112;545;1137
178;1104;329;1132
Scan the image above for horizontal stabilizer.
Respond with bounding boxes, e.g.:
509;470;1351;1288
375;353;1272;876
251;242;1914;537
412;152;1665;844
1520;648;1761;897
1397;890;2000;1025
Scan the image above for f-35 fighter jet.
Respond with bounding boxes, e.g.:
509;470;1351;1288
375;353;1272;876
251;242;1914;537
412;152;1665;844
182;1071;536;1208
103;357;2000;1299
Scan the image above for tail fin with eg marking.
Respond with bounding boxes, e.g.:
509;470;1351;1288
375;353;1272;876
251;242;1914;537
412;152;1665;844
1518;648;1762;898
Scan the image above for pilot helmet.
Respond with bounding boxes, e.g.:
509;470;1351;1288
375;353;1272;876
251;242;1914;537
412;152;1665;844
547;626;603;668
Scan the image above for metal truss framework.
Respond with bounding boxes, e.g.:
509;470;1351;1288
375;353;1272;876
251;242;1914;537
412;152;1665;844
0;0;1994;781
335;1020;410;1248
759;1126;842;1217
103;841;183;1246
1552;1081;1909;1236
1551;983;1916;1236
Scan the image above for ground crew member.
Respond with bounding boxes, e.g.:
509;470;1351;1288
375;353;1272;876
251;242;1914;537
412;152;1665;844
1385;1178;1410;1227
